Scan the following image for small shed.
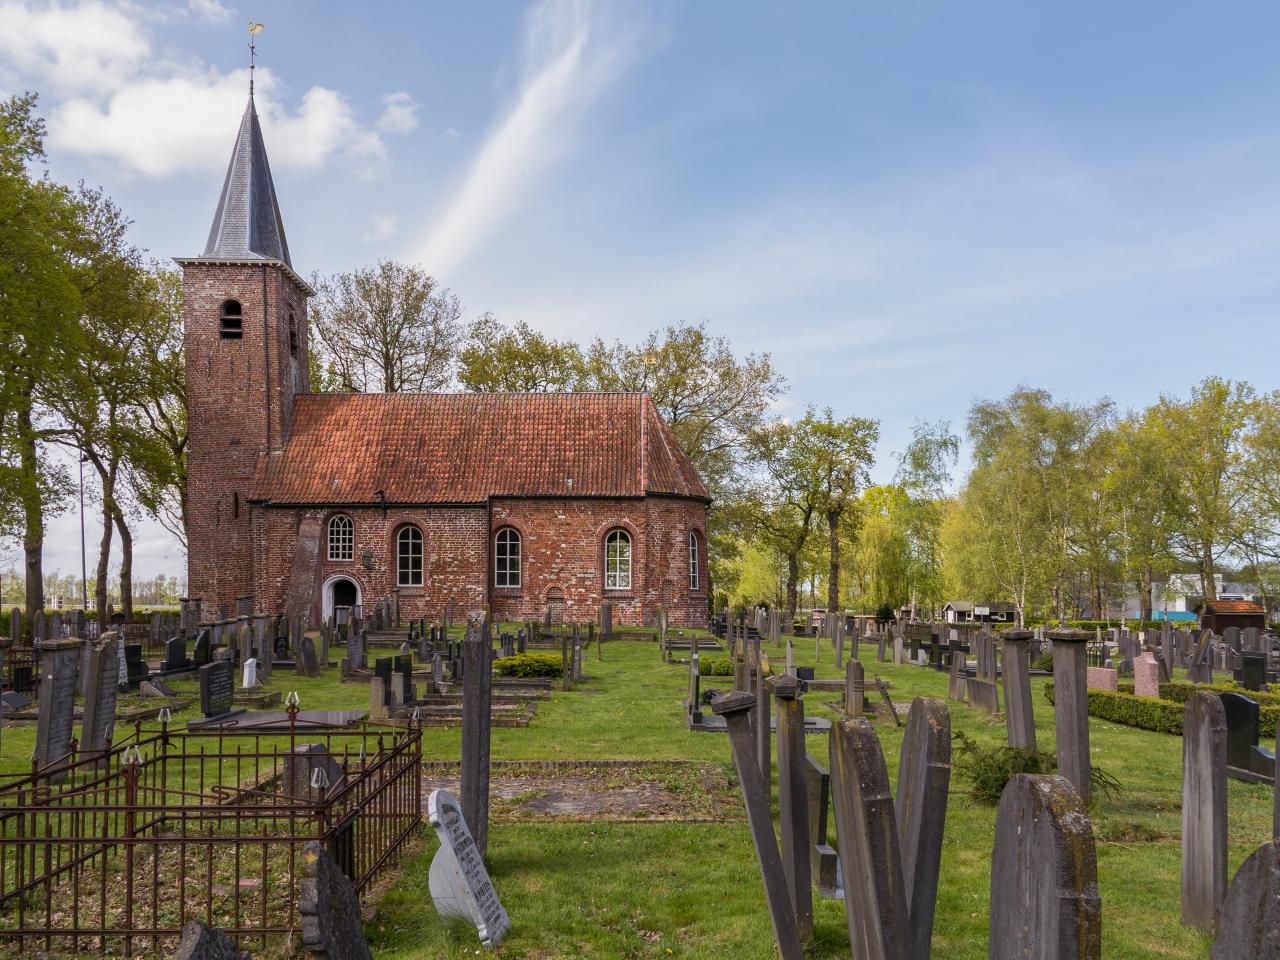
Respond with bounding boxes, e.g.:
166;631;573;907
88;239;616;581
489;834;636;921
943;601;975;624
1201;599;1266;634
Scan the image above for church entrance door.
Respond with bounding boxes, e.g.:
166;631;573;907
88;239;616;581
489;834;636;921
323;576;361;623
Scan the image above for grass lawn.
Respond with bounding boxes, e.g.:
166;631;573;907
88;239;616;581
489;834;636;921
1;629;1272;958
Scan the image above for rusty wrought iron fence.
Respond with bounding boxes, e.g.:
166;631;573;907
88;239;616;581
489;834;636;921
0;712;421;955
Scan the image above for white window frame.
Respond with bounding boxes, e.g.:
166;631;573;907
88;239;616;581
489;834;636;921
605;529;632;591
495;527;521;588
689;531;700;592
327;514;354;561
397;526;423;587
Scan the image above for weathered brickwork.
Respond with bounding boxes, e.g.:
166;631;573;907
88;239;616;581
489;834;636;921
183;261;309;610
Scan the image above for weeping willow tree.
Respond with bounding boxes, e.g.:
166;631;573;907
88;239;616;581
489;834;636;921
850;486;910;615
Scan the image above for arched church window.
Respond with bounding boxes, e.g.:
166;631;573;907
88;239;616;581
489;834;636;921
495;528;521;588
689;531;700;592
327;515;354;561
604;529;632;591
220;299;243;339
397;526;423;587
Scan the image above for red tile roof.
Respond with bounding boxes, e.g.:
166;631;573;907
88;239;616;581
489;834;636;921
1204;600;1265;615
251;392;710;505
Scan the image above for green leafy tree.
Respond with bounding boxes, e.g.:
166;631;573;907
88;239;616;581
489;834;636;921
894;420;959;616
458;314;589;391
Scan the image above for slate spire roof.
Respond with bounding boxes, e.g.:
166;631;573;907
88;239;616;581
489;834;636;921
200;95;292;267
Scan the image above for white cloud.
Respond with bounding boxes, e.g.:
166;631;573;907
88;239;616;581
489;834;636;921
3;0;392;180
442;127;461;140
376;91;419;134
415;0;644;278
187;0;231;23
0;0;148;97
361;213;398;244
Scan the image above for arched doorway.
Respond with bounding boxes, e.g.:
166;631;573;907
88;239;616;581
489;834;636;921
322;575;361;623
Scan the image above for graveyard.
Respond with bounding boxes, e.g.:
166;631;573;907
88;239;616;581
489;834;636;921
0;612;1274;958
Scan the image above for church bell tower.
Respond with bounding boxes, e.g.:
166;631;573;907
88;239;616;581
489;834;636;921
176;92;312;614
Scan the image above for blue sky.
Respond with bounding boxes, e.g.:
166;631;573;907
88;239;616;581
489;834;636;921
3;0;1280;579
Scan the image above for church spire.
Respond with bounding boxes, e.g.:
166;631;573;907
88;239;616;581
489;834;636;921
200;22;291;267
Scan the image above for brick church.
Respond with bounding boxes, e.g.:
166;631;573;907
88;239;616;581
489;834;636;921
178;94;710;628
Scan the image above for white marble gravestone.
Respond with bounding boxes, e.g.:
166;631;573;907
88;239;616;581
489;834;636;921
427;789;510;949
241;657;257;689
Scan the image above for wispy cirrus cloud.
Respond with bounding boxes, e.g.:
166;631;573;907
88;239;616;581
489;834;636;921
415;0;646;278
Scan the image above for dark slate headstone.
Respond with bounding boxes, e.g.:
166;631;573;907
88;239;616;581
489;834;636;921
989;774;1101;960
199;660;235;718
299;840;372;960
173;920;249;960
1182;692;1228;933
795;666;815;682
0;690;31;713
165;636;189;672
124;642;147;689
1220;692;1276;782
1239;652;1265;692
1211;840;1280;959
395;653;416;702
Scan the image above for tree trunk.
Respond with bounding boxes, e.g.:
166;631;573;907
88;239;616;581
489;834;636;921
826;509;841;615
94;498;113;622
1139;564;1153;622
16;401;45;624
786;553;799;625
112;508;133;618
1201;543;1216;602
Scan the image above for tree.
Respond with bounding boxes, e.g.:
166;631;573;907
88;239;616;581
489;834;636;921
458;314;589;391
801;407;879;615
894;420;959;616
749;421;822;622
0;93;82;621
1110;412;1177;620
310;261;463;392
1146;377;1254;602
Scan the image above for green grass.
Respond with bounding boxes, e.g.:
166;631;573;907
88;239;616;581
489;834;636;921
3;629;1273;957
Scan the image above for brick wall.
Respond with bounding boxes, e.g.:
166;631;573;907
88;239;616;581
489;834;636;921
184;261;309;613
247;497;708;628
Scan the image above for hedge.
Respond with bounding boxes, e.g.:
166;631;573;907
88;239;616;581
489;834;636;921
699;657;734;677
493;653;563;679
1045;681;1280;739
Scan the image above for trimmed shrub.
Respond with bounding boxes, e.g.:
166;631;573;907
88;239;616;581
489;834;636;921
1032;651;1054;673
493;653;563;679
700;657;734;677
1044;681;1280;739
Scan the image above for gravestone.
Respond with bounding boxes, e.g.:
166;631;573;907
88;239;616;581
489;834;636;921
711;691;804;960
826;714;908;959
193;629;212;667
298;636;320;678
165;636;189;673
948;641;967;702
687;650;703;726
34;637;81;775
389;672;406;707
1188;630;1215;685
395;653;416;702
79;633;120;765
299;841;373;960
427;789;511;949
1220;692;1276;783
461;612;493;859
989;774;1102;960
600;601;613;638
896;699;951;960
770;675;812;941
1085;666;1118;691
1135;651;1160;697
1001;630;1036;751
1238;652;1265;692
349;630;367;671
1182;692;1228;933
1049;629;1093;804
804;754;840;898
1211;840;1280;959
844;658;864;717
199;660;235;718
242;657;258;689
173;921;249;960
369;677;387;721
